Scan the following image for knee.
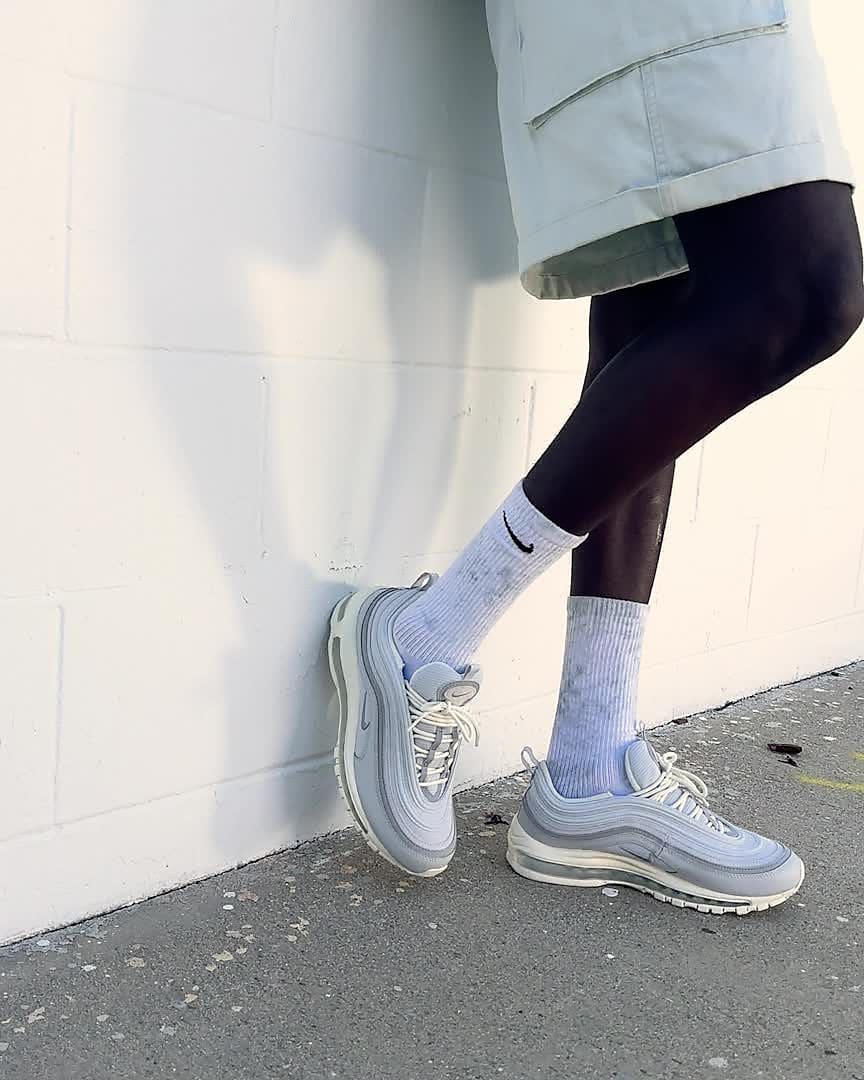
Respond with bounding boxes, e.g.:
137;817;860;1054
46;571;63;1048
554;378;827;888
725;261;864;393
796;261;864;359
770;260;864;365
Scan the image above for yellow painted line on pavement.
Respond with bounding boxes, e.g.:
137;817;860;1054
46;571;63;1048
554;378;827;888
853;753;864;763
799;774;864;795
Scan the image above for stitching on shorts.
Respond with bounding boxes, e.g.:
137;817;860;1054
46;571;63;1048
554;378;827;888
520;138;829;240
640;63;671;213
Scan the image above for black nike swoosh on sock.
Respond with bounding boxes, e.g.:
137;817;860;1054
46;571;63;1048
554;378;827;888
502;510;534;554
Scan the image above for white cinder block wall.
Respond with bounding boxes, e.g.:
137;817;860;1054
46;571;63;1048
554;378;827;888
1;1;862;944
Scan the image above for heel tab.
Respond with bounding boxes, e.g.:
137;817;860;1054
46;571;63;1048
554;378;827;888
521;746;540;772
410;572;438;592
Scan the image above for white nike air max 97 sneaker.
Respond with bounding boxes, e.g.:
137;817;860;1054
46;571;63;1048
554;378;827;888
508;740;804;914
328;574;481;877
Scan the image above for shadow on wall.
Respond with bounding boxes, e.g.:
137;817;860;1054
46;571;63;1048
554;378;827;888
117;1;518;858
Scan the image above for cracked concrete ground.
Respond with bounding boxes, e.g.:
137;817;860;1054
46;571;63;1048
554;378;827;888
2;663;864;1080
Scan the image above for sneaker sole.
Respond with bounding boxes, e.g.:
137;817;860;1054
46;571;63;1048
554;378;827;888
506;818;804;916
328;589;447;879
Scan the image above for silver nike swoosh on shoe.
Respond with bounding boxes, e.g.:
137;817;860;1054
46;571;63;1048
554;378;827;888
619;845;679;875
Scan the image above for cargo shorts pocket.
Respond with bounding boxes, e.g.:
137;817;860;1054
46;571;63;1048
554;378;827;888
515;0;789;129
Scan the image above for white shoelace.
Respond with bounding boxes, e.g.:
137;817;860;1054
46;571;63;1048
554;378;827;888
636;752;726;833
406;682;479;789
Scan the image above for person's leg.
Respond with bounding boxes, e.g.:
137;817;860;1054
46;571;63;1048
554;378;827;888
398;181;862;685
570;273;694;604
506;181;862;911
523;181;864;533
393;479;587;677
392;276;691;678
337;179;862;882
547;273;694;798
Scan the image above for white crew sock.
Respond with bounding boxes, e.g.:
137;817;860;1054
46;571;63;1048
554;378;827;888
546;595;648;798
394;481;587;676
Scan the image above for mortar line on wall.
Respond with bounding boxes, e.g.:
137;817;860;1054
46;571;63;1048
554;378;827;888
1;584;131;602
50;750;336;834
743;523;760;631
266;0;281;122
45;582;131;596
66;70;274;126
523;381;537;471
62;98;76;341
45;690;575;834
65;71;508;184
51;606;66;824
256;372;272;550
61;338;570;378
692;440;706;520
410;162;433;369
11;682;564;846
0;330;55;345
269;120;508;182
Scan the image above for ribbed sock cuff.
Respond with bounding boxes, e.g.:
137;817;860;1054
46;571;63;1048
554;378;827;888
503;481;588;551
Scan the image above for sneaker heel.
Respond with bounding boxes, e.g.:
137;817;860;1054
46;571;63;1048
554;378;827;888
330;592;353;631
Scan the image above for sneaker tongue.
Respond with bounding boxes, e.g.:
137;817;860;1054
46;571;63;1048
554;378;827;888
624;739;663;791
407;663;481;797
408;662;481;706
